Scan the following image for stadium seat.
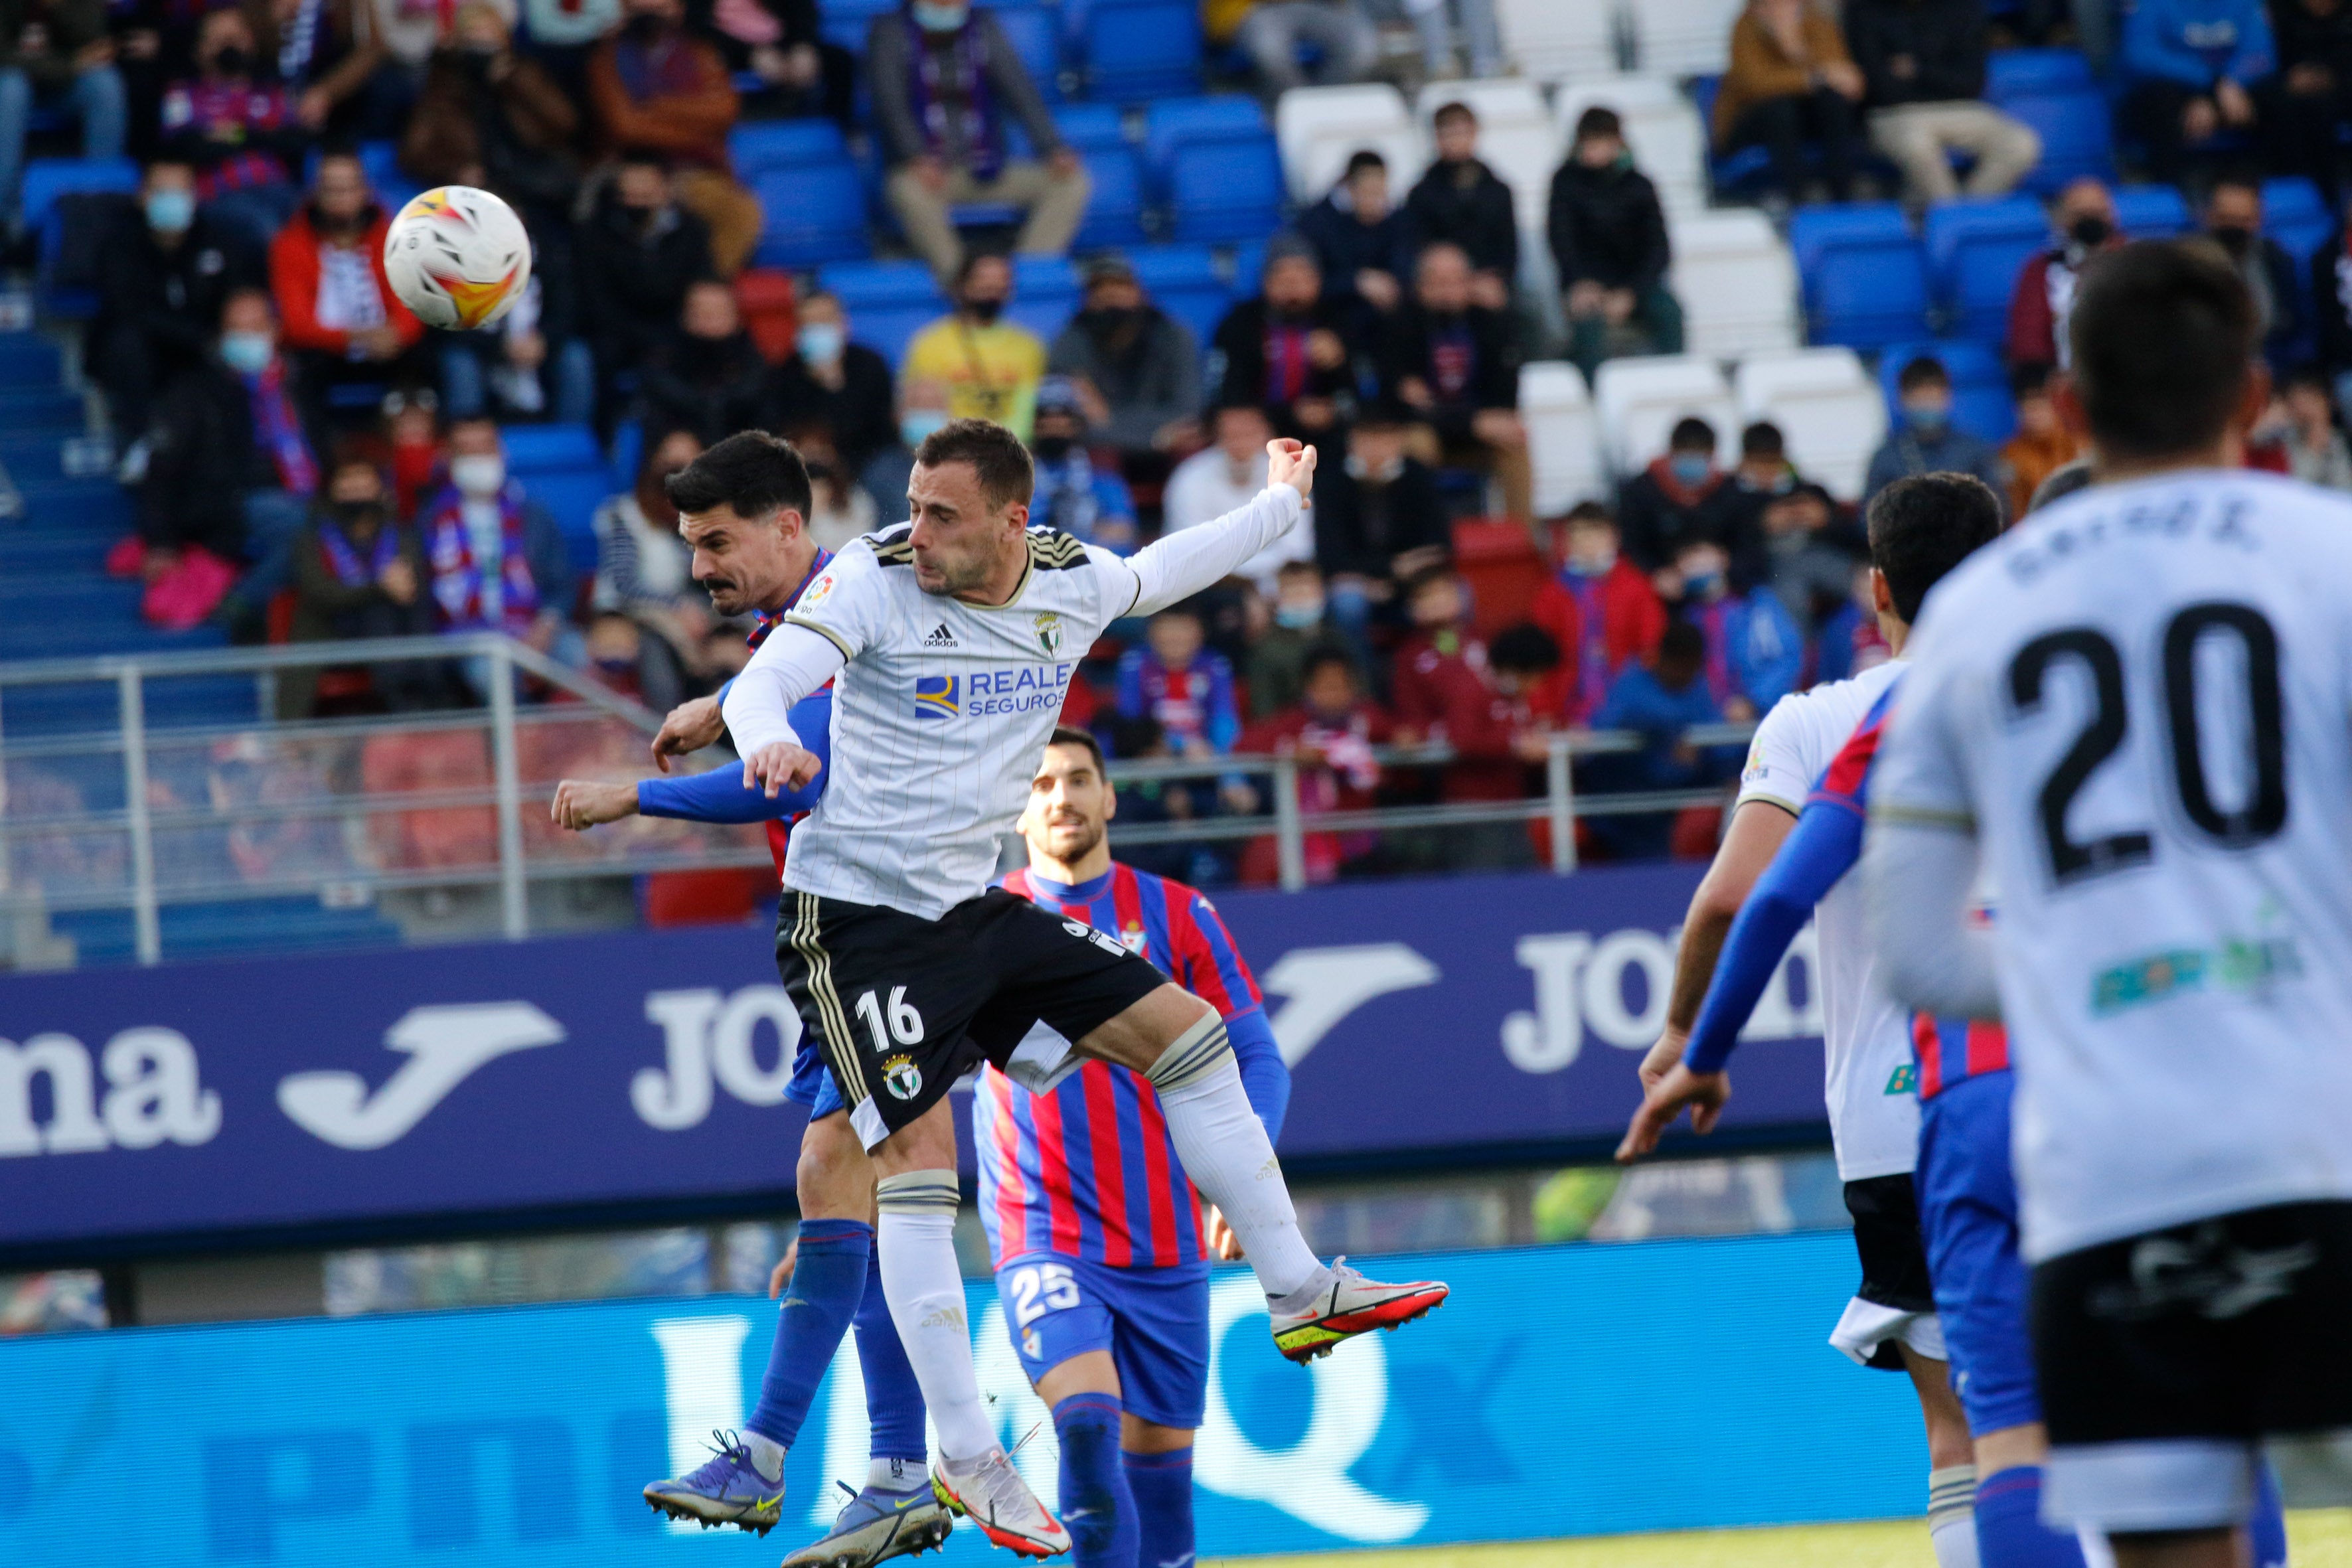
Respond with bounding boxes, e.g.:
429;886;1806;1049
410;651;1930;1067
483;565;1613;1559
1923;195;2048;343
500;424;603;474
730;119;850;180
753;163;872;268
1084;0;1203;102
1667;209;1802;358
1052;102;1131;151
353;139;422;210
1986;46;2094;97
1552;77;1707;217
2112;183;2192;238
2263;174;2333;273
19;155;135;236
1495;0;1619;81
1072;143;1150;248
821;260;949;367
1787;203;1932;349
1592;354;1737;475
1624;0;1743;77
1273;84;1425;205
990;3;1065;102
1145;96;1272;191
1010;255;1082;342
1997;88;2114;193
524;469;610;570
819;0;898;53
1166;131;1287;243
1876;339;2013;443
1520;362;1608;514
1123;244;1227;346
1733;348;1888;501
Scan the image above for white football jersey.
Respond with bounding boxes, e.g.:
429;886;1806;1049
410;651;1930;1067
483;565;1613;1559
1873;469;2352;1261
1737;660;1919;1181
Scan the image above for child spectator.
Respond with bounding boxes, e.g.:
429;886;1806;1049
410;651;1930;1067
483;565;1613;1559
1661;538;1802;721
1529;501;1667;724
588;0;761;275
1116;603;1239;758
1617;416;1749;580
1587;619;1739;860
1999;362;2085;517
1298;149;1414;331
1548;107;1682;378
1246;559;1346;719
1407;100;1518;309
1392;568;1551;808
1234;646;1391;884
1728;422;1859;638
1027;376;1138;552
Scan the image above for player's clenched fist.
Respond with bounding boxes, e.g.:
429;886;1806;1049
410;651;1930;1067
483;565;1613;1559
1267;437;1318;501
743;740;823;797
551;779;637;829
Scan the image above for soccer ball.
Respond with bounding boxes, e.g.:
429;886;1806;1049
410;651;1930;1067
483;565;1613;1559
382;185;533;331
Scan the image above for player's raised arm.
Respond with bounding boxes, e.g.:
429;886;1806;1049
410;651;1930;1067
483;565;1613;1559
722;624;844;795
1119;439;1317;617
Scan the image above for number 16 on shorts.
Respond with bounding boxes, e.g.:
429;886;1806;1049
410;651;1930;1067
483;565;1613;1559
854;986;927;1100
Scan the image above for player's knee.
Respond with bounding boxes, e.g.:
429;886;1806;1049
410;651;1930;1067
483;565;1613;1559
796;1113;871;1215
1142;1007;1233;1095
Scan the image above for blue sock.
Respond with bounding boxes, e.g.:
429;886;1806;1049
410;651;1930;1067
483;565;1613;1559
1123;1446;1194;1568
2250;1458;2288;1568
1974;1466;2086;1568
854;1244;929;1474
745;1218;870;1448
1052;1393;1138;1568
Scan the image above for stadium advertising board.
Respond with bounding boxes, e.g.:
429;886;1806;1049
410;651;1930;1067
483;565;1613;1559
0;1236;1922;1564
0;866;1828;1260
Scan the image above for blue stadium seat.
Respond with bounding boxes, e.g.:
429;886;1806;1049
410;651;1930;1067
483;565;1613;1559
1999;88;2114;193
501;422;602;472
2262;176;2333;360
1085;0;1202;102
2112;183;2191;238
1877;339;2013;443
608;417;644;495
821;260;951;366
1166;131;1286;244
1073;143;1150;248
1143;96;1271;192
820;0;899;53
1986;47;2094;97
1787;203;1930;349
354;139;423;210
730;119;850;180
990;4;1065;103
1052;102;1131;151
1010;254;1082;341
753;163;872;268
522;468;610;572
1125;244;1227;346
1924;196;2048;342
21;155;135;235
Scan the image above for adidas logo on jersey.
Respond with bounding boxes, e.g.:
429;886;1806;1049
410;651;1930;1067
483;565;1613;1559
922;623;957;649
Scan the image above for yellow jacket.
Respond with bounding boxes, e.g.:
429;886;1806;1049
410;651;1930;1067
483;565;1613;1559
903;315;1048;441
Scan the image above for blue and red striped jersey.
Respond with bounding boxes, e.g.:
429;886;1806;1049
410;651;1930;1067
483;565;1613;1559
749;548;832;874
975;862;1273;1271
1808;678;1898;818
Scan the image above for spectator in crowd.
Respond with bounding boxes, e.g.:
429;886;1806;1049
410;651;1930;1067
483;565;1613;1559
576;151;716;406
1225;0;1377;94
1712;0;1867;202
1164;401;1312;597
785;421;880;551
0;0;124;231
1117;603;1239;759
2264;365;2352;487
1314;401;1451;654
1813;559;1892;684
1723;422;1857;638
1391;568;1547;833
1298;149;1413;330
2120;0;2277;184
588;0;761;276
1844;0;2040;201
518;0;623;103
1530;501;1666;726
860;373;950;517
771;289;897;477
868;0;1087;286
1407;101;1517;310
269;151;426;424
416;415;572;652
443;272;596;425
2205;173;2304;368
1548;107;1682;379
639;277;770;444
285;451;437;714
1246;558;1343;719
1586;620;1737;860
161;7;306;246
1999;362;2084;517
903;250;1046;438
1409;0;1500;82
2271;0;2352;207
700;0;854;125
1386;240;1530;522
1864;354;2007;505
381;383;444;514
1047;255;1202;461
1027;377;1138;550
2007;176;2122;369
1211;234;1358;441
1617;417;1750;581
93;155;258;449
401;0;582;224
1660;536;1802;721
143;287;319;603
1233;645;1391;885
593;426;709;706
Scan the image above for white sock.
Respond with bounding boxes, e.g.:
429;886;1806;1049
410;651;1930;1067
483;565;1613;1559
1928;1464;1980;1568
875;1171;996;1463
869;1456;921;1491
1146;1024;1324;1300
743;1430;785;1484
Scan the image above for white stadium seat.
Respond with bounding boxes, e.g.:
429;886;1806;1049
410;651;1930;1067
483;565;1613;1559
1668;209;1801;359
1593;354;1738;476
1414;80;1563;234
1519;361;1609;514
1732;348;1890;502
1275;84;1426;204
1552;75;1708;217
1624;0;1745;77
1497;0;1620;81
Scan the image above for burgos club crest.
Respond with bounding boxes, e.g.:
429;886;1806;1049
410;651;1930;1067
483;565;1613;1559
1034;611;1063;657
882;1055;923;1100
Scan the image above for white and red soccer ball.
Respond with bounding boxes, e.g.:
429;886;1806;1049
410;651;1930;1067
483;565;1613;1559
382;185;533;331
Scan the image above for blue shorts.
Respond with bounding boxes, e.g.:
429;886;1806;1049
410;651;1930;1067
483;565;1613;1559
787;1035;845;1117
1917;1070;2040;1437
995;1253;1210;1431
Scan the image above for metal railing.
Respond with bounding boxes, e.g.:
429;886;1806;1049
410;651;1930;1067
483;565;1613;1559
0;633;1753;966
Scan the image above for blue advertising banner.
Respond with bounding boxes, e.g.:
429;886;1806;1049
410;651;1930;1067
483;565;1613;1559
0;1235;1924;1567
0;866;1830;1261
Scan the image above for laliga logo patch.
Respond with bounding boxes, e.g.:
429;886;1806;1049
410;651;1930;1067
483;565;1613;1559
799;570;836;609
913;674;959;719
882;1054;923;1101
1034;610;1063;657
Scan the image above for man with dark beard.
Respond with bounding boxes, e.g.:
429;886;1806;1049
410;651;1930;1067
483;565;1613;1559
1047;256;1202;463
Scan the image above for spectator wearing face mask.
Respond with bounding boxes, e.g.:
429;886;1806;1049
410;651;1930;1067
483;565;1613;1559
1026;376;1138;552
1163;402;1311;597
1232;645;1392;886
160;7;307;249
1864;354;2008;507
860;373;951;518
781;420;879;552
639;277;771;445
592;426;713;706
1585;619;1740;860
1657;538;1800;723
270;151;426;425
1211;233;1360;441
770;289;897;477
1529;501;1667;726
93;155;260;451
1391;569;1551;830
285;450;437;716
2203;172;2304;369
2006;176;2123;370
402;1;583;222
576;151;718;410
1406;102;1518;310
903;250;1047;437
1721;421;1858;639
1549;107;1682;380
1297;149;1414;330
1312;400;1451;655
1385;240;1530;522
418;416;572;662
1246;559;1346;719
589;0;762;276
1047;254;1203;461
1616;417;1754;582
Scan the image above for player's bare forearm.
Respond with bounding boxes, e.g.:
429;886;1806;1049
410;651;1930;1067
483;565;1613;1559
1616;1063;1731;1163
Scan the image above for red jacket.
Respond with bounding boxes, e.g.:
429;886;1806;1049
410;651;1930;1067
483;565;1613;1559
1391;628;1528;801
1235;700;1393;885
270;206;424;356
1529;560;1668;724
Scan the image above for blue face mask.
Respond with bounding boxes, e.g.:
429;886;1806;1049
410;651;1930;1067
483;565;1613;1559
146;189;195;233
1669;453;1711;487
1682;569;1723;599
910;0;967;29
796;321;844;365
1905;400;1950;438
902;410;948;447
220;331;274;376
1274;601;1324;629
